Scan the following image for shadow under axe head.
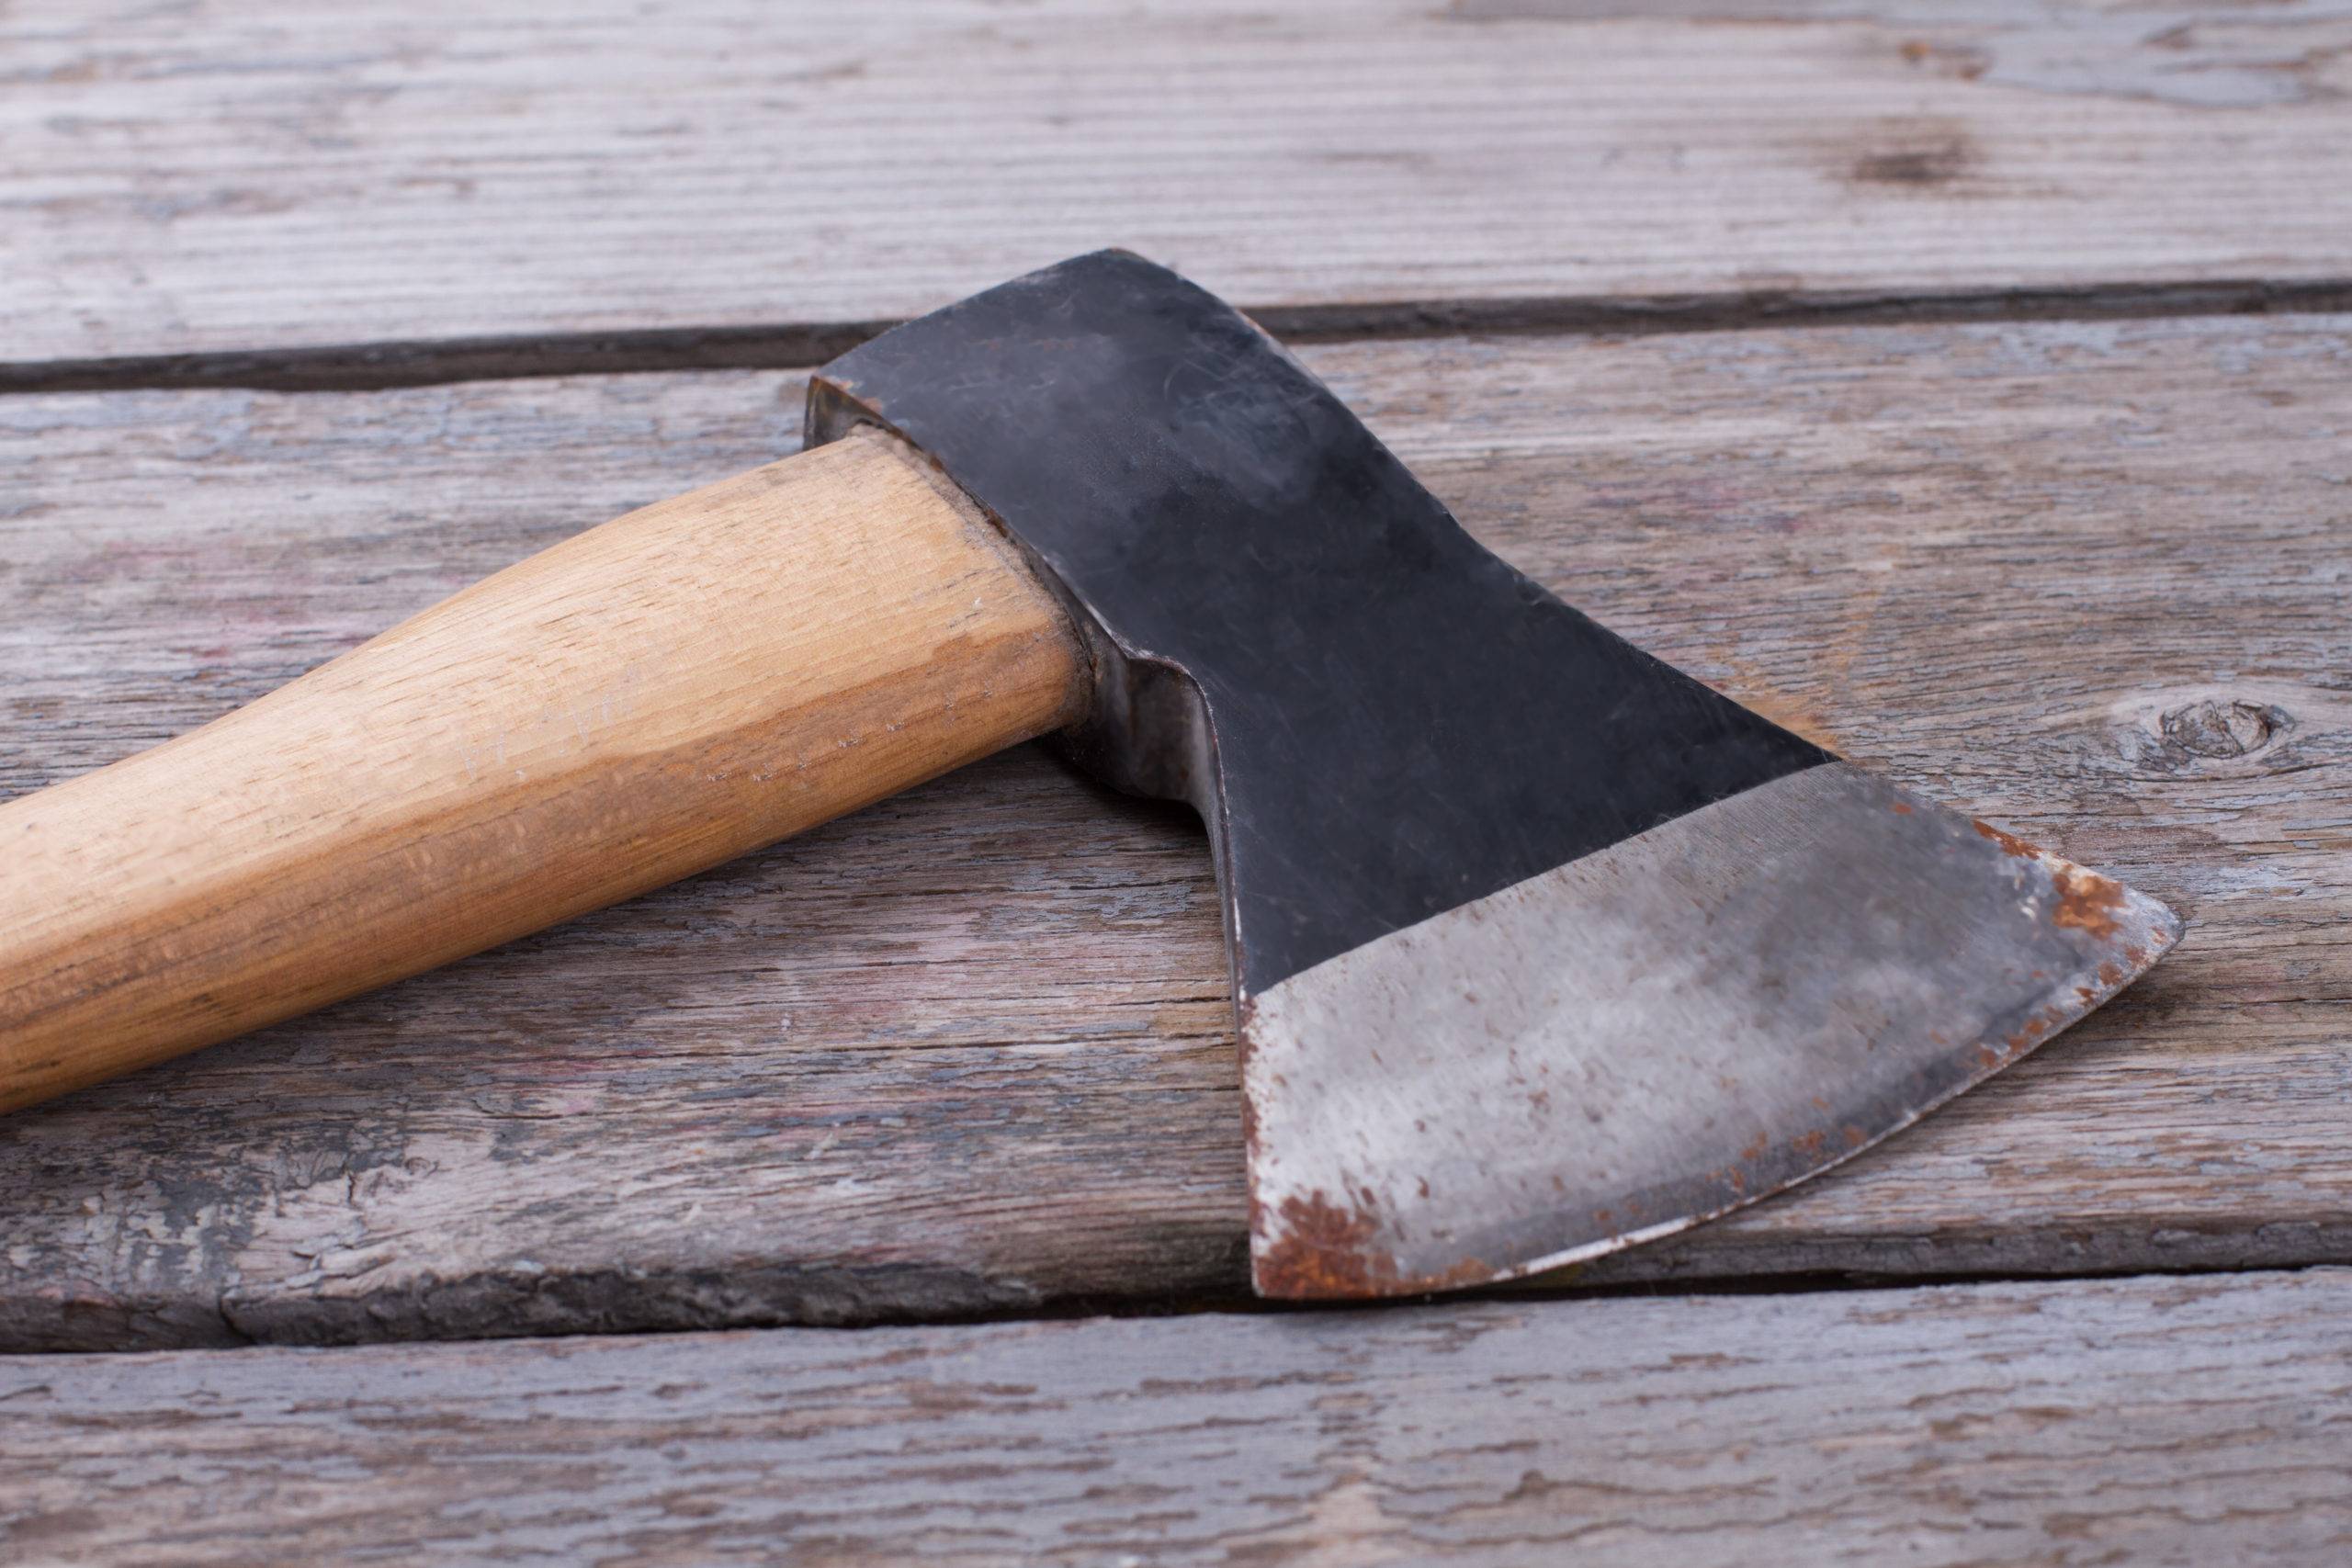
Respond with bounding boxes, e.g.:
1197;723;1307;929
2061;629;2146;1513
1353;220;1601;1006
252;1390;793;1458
806;249;2181;1301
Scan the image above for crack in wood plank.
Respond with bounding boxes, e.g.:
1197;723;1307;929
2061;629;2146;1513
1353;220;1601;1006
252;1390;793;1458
7;279;2352;397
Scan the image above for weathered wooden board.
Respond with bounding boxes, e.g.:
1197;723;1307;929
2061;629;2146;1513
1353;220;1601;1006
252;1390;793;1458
6;0;2352;378
1;312;2346;1348
4;1269;2347;1565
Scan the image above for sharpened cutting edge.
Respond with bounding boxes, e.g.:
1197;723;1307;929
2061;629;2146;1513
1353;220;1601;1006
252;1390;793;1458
1240;762;2180;1298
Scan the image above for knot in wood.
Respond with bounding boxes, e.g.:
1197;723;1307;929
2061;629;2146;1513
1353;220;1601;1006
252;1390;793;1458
2160;699;2287;761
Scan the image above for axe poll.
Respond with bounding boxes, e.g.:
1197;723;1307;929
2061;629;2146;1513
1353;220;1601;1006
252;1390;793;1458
0;252;2178;1299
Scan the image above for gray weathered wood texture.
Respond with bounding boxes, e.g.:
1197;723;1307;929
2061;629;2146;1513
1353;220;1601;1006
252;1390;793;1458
6;0;2352;376
8;3;2349;1557
4;1268;2347;1566
4;312;2344;1349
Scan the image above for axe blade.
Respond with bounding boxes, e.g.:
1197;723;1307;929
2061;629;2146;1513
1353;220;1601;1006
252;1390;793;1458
1238;762;2178;1296
809;251;2181;1300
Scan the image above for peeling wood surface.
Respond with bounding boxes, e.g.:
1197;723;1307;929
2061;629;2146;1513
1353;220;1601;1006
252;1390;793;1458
2;313;2346;1349
6;0;2352;371
5;1269;2350;1565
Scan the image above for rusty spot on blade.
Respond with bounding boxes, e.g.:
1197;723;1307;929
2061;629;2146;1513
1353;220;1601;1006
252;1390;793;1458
2052;863;2127;940
1973;819;2041;859
1253;1188;1490;1299
1252;1190;1386;1297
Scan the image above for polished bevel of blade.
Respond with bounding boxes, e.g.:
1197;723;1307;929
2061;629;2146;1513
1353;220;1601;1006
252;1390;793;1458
1239;762;2181;1299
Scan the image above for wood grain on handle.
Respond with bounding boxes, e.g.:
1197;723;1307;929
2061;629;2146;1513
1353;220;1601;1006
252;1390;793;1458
0;427;1089;1113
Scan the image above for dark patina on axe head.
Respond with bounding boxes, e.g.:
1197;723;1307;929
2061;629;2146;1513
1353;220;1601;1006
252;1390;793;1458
808;251;2179;1300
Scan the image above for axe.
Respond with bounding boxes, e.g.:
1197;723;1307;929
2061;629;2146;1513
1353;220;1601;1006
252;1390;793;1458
0;253;2177;1299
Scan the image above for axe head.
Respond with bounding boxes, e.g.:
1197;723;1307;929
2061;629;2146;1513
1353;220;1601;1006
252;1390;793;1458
808;252;2180;1300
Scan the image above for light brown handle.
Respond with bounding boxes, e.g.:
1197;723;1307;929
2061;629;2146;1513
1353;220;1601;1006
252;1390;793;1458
0;427;1088;1112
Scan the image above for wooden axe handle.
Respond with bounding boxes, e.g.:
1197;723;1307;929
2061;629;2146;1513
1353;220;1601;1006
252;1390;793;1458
0;427;1089;1113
